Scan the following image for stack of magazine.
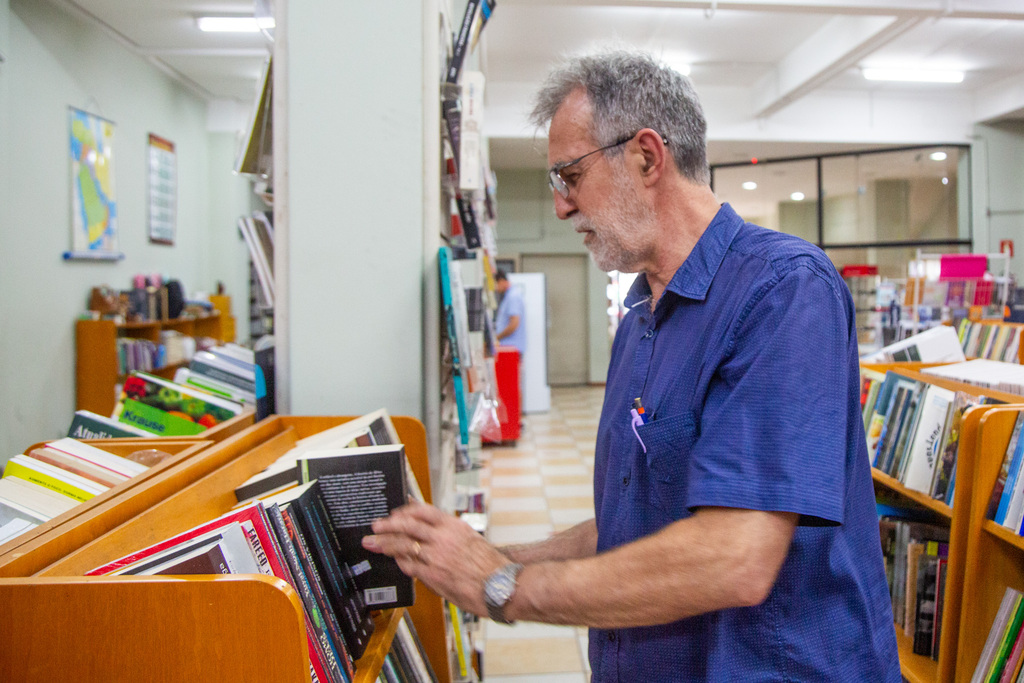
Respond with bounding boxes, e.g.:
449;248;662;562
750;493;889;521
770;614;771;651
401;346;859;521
0;438;151;545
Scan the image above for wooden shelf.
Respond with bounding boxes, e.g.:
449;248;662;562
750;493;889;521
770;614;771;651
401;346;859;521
862;363;1024;683
897;626;940;683
75;313;227;417
872;469;953;519
0;415;451;683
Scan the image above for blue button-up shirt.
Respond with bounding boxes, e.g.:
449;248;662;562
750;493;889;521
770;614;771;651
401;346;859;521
591;203;900;682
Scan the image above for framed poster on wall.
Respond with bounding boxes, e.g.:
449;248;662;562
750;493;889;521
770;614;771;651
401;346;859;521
147;133;176;245
66;107;122;260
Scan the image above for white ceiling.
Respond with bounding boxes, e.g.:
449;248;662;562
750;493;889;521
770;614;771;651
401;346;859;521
47;0;1024;169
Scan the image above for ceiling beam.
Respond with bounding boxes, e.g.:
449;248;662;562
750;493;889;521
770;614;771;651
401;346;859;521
752;14;922;118
499;0;1024;21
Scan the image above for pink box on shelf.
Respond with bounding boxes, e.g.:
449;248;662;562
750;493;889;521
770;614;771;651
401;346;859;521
939;254;987;281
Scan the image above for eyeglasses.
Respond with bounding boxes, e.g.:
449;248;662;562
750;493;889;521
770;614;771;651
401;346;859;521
547;133;638;199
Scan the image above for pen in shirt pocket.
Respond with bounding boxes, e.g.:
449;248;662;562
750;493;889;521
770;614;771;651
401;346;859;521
630;397;647;453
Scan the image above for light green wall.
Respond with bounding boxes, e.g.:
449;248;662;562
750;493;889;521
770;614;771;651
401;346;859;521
0;0;251;459
281;0;427;417
972;122;1024;283
495;169;612;384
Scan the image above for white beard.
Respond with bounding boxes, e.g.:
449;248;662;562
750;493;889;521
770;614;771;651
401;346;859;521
572;162;656;273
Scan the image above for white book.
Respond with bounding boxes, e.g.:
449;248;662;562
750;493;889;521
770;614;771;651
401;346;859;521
900;385;956;493
0;477;78;519
0;517;38;545
113;521;261;576
861;325;966;364
923;359;1024;392
5;454;109;496
46;437;149;478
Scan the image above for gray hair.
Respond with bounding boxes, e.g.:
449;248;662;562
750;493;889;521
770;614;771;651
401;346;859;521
530;49;710;184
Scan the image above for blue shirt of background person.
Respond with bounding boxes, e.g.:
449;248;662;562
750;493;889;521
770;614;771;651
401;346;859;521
494;269;526;355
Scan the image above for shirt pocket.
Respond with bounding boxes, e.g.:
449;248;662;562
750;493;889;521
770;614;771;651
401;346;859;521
635;411;698;518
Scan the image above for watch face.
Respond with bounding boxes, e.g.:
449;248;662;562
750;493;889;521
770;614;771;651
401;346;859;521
486;570;516;604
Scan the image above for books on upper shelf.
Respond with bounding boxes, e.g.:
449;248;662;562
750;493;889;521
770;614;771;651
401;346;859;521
959;320;1023;363
861;324;966;364
971;587;1024;683
923;360;1024;397
986;413;1024;535
87;482;368;683
862;369;990;503
67;409;151;439
112;371;244;436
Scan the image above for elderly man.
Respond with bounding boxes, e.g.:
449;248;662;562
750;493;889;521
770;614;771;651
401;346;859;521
364;49;900;682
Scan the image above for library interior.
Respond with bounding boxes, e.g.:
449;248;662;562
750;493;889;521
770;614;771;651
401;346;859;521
3;1;1024;681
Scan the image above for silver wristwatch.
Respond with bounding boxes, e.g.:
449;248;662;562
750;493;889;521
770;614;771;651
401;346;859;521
483;562;524;624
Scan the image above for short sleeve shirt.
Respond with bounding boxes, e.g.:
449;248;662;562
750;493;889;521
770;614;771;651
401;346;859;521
496;285;527;354
590;203;900;682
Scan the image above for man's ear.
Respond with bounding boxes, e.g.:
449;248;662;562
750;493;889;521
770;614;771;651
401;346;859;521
635;128;668;187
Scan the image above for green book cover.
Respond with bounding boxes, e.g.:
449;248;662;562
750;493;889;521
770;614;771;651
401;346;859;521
116;399;206;436
987;595;1024;683
68;411;149;439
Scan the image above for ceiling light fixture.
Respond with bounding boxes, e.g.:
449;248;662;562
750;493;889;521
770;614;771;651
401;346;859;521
742;181;757;190
791;192;805;201
862;67;964;83
930;151;948;161
197;16;275;33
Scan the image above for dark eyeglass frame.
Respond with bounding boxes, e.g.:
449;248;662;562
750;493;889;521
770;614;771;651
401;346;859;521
547;131;669;199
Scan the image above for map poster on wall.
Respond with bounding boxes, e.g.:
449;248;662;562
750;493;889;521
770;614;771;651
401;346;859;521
147;133;176;245
66;107;121;261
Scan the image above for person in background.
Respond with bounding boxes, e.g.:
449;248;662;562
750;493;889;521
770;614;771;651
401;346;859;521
494;269;526;356
364;48;900;682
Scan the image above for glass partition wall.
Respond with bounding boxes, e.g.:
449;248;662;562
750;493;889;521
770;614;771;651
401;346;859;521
711;146;972;280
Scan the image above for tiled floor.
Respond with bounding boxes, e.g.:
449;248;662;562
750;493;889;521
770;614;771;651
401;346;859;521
477;385;605;682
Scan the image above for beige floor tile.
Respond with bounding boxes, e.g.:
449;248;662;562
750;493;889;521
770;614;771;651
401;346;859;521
540;463;590;476
492;473;545;488
490;509;551;526
543;474;593;486
490;496;548;512
484;638;584;676
490;486;546;498
545;484;595;498
547;496;594;510
486;620;579;640
485;674;588;683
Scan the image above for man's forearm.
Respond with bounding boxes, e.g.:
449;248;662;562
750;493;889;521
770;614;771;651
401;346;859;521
506;508;797;629
500;518;597;564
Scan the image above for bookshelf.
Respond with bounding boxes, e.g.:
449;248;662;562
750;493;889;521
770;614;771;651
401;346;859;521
954;405;1024;682
75;314;227;417
866;365;1024;682
0;415;451;683
960;320;1024;364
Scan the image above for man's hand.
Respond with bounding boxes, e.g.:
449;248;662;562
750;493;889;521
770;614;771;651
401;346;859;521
362;500;510;616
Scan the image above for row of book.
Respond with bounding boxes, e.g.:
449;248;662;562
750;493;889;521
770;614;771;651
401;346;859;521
972;587;1024;683
986;412;1024;535
0;438;153;545
959;320;1023;364
924;360;1024;398
863;368;988;502
70;407;434;683
879;516;949;661
70;342;260;440
375;613;439;683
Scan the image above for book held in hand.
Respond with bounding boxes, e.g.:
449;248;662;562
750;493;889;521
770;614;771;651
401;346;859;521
299;444;413;609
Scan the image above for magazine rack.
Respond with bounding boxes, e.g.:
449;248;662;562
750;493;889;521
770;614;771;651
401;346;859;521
0;415;451;683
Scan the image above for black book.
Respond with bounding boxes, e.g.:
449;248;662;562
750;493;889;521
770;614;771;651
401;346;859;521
913;554;940;656
446;0;482;84
454;195;480;249
299;444;413;609
280;504;356;681
263;486;349;683
290;482;375;659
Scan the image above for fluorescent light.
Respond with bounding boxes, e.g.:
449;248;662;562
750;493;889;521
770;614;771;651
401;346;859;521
930;151;948;161
790;192;805;201
742;181;757;190
862;67;963;83
197;16;275;32
942;177;949;185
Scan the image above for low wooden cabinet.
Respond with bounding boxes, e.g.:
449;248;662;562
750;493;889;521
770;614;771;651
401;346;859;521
0;415;452;683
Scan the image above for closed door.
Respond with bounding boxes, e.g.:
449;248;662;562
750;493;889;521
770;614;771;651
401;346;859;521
520;254;589;385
